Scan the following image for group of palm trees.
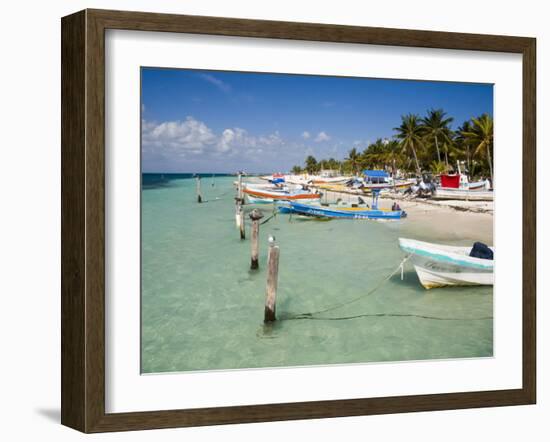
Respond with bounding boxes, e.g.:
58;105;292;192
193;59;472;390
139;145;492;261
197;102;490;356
291;109;494;183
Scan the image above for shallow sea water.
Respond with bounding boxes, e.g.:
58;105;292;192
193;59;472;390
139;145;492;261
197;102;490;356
141;176;493;373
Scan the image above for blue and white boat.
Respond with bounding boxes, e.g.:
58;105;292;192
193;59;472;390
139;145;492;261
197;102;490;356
398;238;494;289
287;202;406;219
280;189;406;220
286;201;407;220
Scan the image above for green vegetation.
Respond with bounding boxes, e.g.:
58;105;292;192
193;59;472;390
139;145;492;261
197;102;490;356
290;110;494;179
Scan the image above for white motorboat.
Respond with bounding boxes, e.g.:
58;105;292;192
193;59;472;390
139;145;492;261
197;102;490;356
432;188;494;201
398;238;494;289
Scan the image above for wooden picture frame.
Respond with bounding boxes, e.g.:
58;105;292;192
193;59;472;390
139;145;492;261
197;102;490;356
61;8;536;433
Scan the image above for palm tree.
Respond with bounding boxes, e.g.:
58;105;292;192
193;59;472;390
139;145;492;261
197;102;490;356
455;121;474;172
421;108;453;166
462;114;494;184
361;139;386;169
430;160;447;174
291;165;302;175
365;138;403;177
345;147;361;175
304;155;318;174
394;114;423;175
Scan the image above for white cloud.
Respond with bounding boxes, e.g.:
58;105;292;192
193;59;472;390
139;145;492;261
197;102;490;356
218;127;250;153
142;117;286;161
142;116;216;155
315;131;331;142
259;131;284;147
198;73;232;93
301;131;311;139
218;128;284;155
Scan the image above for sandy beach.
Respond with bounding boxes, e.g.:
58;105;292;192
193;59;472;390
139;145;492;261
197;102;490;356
267;176;495;245
318;189;494;244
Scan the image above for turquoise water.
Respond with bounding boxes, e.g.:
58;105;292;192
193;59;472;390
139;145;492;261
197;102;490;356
141;176;493;373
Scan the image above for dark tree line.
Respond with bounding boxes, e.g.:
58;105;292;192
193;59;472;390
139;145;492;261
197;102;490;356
291;109;494;183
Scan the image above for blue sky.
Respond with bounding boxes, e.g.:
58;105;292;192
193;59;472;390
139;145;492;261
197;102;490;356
141;68;493;173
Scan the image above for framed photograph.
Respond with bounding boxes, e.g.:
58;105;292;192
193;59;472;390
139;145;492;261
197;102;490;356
61;9;536;433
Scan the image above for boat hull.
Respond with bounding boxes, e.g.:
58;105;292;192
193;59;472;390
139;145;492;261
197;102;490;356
311;177;351;184
244;187;321;203
433;189;494;201
289;202;406;219
365;180;415;191
399;238;494;289
413;265;493;289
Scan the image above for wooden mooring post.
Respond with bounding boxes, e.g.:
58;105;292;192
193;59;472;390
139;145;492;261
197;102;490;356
249;209;264;269
237;173;243;200
196;176;202;203
239;205;246;240
235;172;245;229
264;236;280;322
235;197;242;228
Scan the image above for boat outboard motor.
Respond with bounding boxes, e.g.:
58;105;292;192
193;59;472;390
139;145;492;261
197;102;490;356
469;242;494;260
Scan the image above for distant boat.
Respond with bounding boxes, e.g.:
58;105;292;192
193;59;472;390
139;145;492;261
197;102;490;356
398;238;494;289
438;162;492;193
361;179;416;193
440;174;489;191
361;170;416;192
243;186;321;203
286;201;406;220
432;188;494;201
276;197;368;214
311;176;351;184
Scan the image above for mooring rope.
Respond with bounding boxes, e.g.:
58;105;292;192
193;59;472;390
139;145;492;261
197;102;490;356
281;254;493;322
199;190;233;203
260;211;277;225
285;255;412;320
287;313;493;322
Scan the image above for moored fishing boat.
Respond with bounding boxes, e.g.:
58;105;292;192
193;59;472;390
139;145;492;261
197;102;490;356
361;170;416;193
311;176;352;185
287;201;406;219
398;238;494;289
361;179;416;193
438;162;492;193
440;174;490;191
432;188;494;201
276;196;370;214
243;186;321;203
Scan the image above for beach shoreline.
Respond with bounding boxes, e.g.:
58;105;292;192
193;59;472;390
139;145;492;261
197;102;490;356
250;176;494;245
313;188;494;245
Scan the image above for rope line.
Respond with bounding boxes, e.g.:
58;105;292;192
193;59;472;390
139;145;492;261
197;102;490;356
199;190;233;203
281;254;492;323
286;255;412;319
284;312;493;322
260;212;277;225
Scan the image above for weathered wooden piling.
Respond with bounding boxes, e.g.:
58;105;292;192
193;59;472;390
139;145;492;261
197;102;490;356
235;198;242;228
249;209;264;269
237;173;243;200
196;176;202;203
239;206;246;240
264;236;280;322
235;173;245;228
